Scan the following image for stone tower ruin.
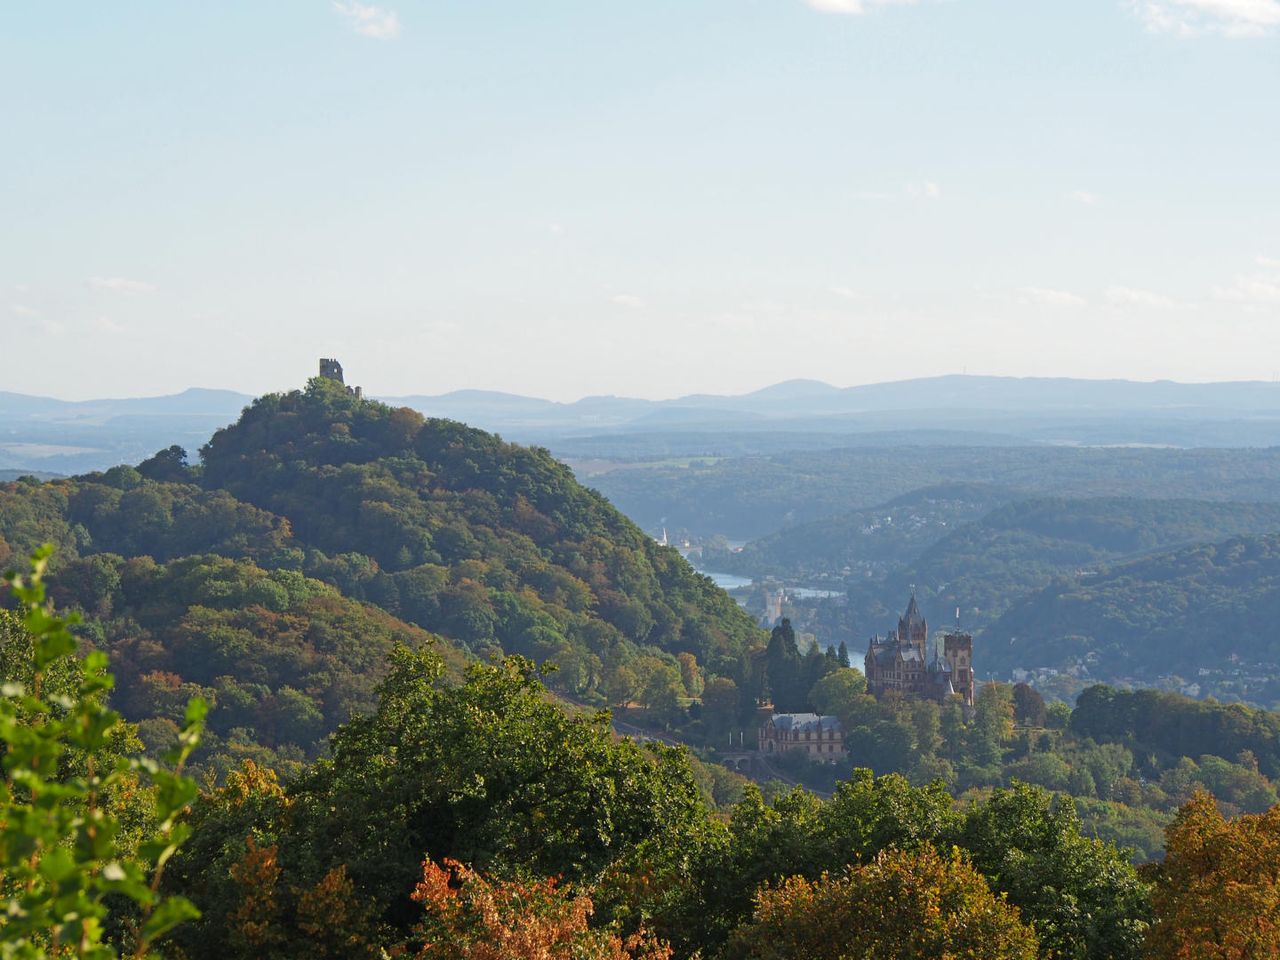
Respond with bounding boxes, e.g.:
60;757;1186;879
317;358;363;399
319;358;345;384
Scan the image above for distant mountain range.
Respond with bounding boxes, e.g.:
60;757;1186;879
7;375;1280;474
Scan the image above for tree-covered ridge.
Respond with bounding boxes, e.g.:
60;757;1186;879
43;552;463;780
193;379;760;678
858;497;1280;633
593;444;1280;540
0;378;765;773
0;472;293;569
985;531;1280;689
703;482;1015;581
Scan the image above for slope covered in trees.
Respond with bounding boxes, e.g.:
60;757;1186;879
852;497;1280;634
593;445;1280;540
985;532;1280;694
703;483;1014;582
0;378;765;772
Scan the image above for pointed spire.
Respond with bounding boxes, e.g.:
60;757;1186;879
903;592;922;626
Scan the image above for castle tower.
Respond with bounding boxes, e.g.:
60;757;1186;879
898;592;928;657
942;631;975;706
319;358;345;384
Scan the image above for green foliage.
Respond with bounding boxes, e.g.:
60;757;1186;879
167;647;710;958
0;547;205;958
0;383;765;757
954;783;1151;960
41;552;458;778
987;533;1280;686
595;446;1280;541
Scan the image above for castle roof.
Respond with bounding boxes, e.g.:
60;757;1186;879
768;713;842;734
901;593;925;630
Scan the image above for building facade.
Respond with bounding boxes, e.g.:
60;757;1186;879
864;595;974;706
758;713;845;760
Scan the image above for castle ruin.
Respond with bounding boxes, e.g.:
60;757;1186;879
318;358;363;399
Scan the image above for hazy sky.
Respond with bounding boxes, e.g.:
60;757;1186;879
3;1;1279;401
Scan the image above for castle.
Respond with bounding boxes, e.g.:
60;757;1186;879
864;594;974;706
758;713;845;761
318;358;364;399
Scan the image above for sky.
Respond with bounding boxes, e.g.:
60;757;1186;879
3;0;1279;401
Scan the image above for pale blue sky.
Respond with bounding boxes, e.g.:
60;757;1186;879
3;0;1279;400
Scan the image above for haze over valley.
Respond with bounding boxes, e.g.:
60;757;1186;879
6;1;1280;956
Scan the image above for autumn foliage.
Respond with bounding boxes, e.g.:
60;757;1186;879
412;859;672;960
723;845;1039;960
1145;790;1280;960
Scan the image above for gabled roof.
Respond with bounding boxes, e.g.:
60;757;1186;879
769;713;842;734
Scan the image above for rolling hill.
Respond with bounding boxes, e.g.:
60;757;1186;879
0;376;764;773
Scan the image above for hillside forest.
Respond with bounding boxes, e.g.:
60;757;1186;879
6;379;1280;957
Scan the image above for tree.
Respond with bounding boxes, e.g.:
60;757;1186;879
411;859;672;960
955;782;1151;960
764;620;803;712
0;547;205;958
137;445;192;483
702;677;741;737
606;665;638;710
971;682;1013;767
676;652;703;698
722;845;1038;960
171;648;710;955
808;668;868;723
1012;682;1047;728
837;641;850;669
1146;791;1280;960
634;657;685;727
910;699;942;756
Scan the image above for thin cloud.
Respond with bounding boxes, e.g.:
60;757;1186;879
1216;276;1280;305
10;304;39;317
803;0;921;13
87;277;156;294
1215;256;1280;305
610;294;645;309
1106;286;1186;309
1071;189;1101;205
332;2;401;40
1018;286;1087;307
1129;0;1280;37
830;286;865;301
910;180;942;200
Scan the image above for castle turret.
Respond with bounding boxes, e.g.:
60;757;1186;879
319;358;345;384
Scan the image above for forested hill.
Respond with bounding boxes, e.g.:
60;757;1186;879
985;532;1280;694
852;497;1280;634
0;377;764;772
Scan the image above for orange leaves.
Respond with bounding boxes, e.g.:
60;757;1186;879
411;858;671;960
1146;791;1280;960
229;837;283;951
724;845;1039;960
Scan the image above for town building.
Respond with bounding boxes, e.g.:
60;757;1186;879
758;712;845;760
864;594;974;706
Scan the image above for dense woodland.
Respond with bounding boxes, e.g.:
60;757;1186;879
705;489;1280;705
593;445;1280;540
0;378;760;775
7;380;1280;956
5;564;1280;959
